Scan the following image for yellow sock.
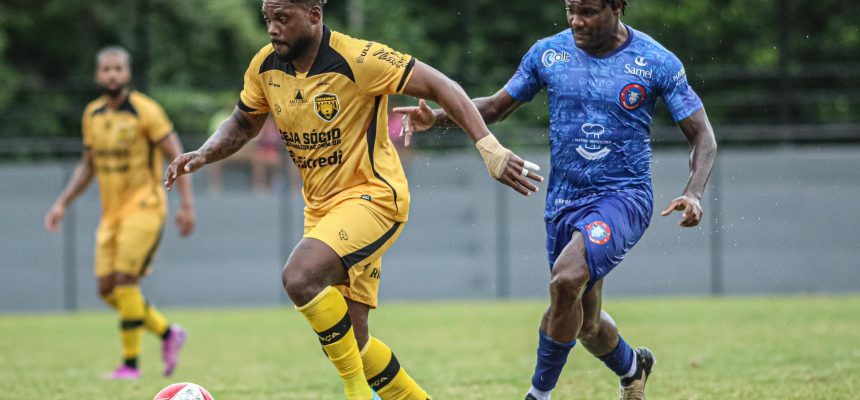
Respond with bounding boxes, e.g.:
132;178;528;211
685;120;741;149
144;301;170;338
114;285;145;366
296;287;373;400
104;291;169;338
361;337;432;400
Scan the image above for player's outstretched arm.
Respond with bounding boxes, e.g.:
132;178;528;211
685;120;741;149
44;149;95;232
158;132;196;237
400;61;542;196
164;106;266;190
661;108;718;227
393;88;524;146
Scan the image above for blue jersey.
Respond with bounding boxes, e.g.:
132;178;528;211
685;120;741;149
505;26;703;219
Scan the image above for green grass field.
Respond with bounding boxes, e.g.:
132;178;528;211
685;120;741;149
1;296;858;399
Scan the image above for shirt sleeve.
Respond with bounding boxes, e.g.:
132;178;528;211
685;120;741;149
659;53;703;122
143;100;174;143
503;41;545;102
238;50;271;114
354;41;415;97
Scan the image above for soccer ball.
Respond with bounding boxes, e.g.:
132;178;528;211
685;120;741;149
153;382;214;400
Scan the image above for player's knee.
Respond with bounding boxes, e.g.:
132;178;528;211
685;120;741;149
281;262;320;303
550;263;589;300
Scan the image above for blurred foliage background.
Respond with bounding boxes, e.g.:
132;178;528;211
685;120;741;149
1;0;859;150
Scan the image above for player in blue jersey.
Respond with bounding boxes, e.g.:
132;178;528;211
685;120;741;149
395;0;717;399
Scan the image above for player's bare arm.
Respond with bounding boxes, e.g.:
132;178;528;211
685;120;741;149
394;88;524;145
400;61;542;196
158;132;196;237
44;149;95;232
164;107;267;190
661;108;718;227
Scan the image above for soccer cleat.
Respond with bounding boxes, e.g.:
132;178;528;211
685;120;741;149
619;347;655;400
162;324;188;376
106;365;141;380
525;395;539;400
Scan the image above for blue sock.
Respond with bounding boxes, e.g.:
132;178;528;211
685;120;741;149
598;335;635;376
531;330;576;391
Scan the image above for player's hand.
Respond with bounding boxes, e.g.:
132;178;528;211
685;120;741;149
393;99;435;147
500;152;544;196
164;151;206;191
175;203;195;237
475;134;542;196
44;203;65;233
661;195;703;227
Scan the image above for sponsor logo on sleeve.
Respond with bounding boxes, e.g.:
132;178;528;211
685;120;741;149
371;48;409;68
356;41;374;63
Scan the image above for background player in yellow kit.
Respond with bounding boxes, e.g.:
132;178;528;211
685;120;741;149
163;0;542;398
44;46;196;380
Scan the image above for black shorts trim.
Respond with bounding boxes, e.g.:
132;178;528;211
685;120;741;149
339;221;401;269
138;228;163;277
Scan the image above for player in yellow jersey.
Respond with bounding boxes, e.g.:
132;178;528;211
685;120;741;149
44;46;196;380
164;0;542;398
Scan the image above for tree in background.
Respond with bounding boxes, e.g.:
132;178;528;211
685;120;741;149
1;0;858;143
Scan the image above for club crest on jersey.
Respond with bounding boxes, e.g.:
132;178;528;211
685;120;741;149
620;83;647;110
314;93;340;122
586;221;611;245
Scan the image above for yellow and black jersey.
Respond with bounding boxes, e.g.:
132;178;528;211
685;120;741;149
82;91;173;221
238;26;415;222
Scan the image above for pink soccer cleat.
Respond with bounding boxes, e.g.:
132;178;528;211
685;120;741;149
162;325;188;377
107;365;141;380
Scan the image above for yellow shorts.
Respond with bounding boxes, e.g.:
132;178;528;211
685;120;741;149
95;210;165;278
304;200;405;308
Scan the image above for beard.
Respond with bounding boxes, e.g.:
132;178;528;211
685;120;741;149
273;34;312;63
100;84;126;98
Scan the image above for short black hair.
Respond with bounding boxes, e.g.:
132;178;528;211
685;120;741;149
604;0;629;13
562;0;629;14
288;0;327;7
96;46;131;67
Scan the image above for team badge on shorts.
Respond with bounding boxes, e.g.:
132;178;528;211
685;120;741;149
619;83;647;110
586;221;611;245
314;93;340;122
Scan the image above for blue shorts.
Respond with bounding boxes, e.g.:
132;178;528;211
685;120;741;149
545;192;652;293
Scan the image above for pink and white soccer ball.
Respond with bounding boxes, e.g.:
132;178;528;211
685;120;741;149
153;382;214;400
